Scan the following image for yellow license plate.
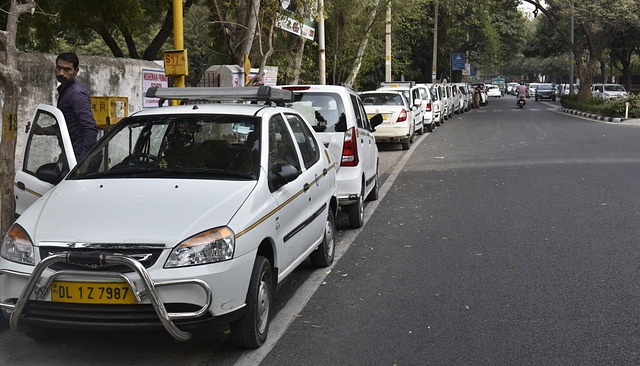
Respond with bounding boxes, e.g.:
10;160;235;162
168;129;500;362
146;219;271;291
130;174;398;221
51;281;135;304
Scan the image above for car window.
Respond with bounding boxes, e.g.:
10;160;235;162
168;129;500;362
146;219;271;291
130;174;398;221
285;113;320;169
362;93;404;106
24;110;70;176
269;113;301;173
349;94;365;129
353;95;372;130
286;92;347;133
69;114;260;179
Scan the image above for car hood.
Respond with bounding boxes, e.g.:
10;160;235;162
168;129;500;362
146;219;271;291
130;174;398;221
23;179;257;245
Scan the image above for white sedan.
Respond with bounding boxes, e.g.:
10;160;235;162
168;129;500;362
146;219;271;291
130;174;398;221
2;87;337;348
486;85;502;98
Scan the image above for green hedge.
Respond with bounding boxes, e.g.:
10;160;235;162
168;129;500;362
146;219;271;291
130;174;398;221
560;94;640;119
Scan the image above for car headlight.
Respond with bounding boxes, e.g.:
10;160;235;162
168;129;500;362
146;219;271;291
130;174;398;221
165;227;235;268
1;224;35;265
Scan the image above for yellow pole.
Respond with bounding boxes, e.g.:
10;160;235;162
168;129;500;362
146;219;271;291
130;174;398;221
173;0;185;89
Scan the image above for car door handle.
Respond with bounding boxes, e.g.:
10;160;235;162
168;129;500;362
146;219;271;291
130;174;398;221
303;183;310;192
16;181;25;190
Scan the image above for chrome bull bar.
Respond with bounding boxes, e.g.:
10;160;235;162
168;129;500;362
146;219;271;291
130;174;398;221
0;252;212;341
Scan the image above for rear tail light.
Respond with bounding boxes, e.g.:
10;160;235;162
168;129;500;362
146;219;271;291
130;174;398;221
341;127;359;167
426;101;432;112
397;109;407;122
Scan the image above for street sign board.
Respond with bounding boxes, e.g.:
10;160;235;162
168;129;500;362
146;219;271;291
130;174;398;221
452;53;465;71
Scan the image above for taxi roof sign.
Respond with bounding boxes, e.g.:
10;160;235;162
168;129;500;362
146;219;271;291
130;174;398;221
145;86;294;106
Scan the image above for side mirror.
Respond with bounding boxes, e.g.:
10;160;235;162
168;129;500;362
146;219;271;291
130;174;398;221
35;162;64;185
414;98;422;107
268;163;300;192
369;113;383;132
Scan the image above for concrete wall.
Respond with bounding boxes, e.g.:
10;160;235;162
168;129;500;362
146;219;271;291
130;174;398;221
9;53;164;168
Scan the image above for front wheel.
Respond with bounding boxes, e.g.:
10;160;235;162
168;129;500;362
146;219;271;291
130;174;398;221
417;121;424;135
309;207;336;267
230;256;273;348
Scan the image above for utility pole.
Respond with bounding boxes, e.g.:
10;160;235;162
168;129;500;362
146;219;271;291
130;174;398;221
431;1;438;84
318;0;326;85
385;0;391;82
173;0;185;89
569;2;574;94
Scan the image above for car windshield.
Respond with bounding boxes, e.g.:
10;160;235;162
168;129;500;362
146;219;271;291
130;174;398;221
537;84;553;90
361;93;405;106
286;92;347;133
604;85;626;92
68;114;261;180
430;88;440;100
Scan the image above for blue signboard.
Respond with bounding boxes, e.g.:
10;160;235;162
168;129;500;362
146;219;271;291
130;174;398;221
452;53;465;71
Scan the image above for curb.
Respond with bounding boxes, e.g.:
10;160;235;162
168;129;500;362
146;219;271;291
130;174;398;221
559;108;626;123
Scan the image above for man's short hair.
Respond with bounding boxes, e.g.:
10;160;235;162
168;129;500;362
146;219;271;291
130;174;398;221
56;52;79;69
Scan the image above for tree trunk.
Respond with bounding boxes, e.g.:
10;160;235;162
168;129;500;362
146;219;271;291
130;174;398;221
0;0;36;235
285;37;306;85
233;0;260;65
345;0;380;86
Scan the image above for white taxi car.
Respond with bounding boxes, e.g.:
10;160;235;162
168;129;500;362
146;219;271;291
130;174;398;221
361;90;415;150
279;85;382;228
2;87;338;349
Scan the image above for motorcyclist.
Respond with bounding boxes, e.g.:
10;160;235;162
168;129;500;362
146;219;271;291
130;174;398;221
516;80;528;99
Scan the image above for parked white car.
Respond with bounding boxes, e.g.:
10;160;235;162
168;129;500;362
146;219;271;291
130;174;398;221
4;87;338;348
455;83;470;112
377;81;424;136
593;84;628;99
447;84;461;114
415;84;435;132
281;85;382;228
361;90;416;150
425;83;444;126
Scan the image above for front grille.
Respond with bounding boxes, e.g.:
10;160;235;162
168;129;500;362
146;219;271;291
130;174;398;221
39;247;164;273
21;301;216;331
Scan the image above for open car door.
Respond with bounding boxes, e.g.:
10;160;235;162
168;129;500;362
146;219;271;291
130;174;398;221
14;104;77;216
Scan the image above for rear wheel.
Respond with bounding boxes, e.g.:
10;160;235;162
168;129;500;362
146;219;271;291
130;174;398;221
309;207;335;267
230;256;272;348
426;121;434;132
366;164;380;201
346;183;365;228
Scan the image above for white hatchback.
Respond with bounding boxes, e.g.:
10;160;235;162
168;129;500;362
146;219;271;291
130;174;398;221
280;85;382;228
3;87;337;349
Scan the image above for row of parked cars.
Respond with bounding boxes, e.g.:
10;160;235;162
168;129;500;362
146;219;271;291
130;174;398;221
2;80;474;350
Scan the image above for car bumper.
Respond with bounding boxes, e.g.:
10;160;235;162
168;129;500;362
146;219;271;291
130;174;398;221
336;165;365;206
0;250;256;341
373;124;411;141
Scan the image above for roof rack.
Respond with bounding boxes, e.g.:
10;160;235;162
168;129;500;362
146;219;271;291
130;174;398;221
379;81;416;88
145;86;294;107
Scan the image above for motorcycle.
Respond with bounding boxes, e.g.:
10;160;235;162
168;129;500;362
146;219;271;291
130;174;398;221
517;93;526;108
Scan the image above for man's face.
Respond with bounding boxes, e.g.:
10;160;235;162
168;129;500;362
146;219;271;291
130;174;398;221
55;59;78;86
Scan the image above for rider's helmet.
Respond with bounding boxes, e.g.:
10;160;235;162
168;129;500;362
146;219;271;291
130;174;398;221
520;80;525;85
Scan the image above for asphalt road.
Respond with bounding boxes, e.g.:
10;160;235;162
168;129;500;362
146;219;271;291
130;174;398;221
3;95;640;365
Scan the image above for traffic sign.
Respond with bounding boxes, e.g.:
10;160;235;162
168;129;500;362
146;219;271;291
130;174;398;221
452;53;465;71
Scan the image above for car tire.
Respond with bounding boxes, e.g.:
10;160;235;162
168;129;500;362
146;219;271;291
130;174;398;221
366;163;380;201
309;207;336;267
417;121;424;135
427;121;434;132
401;138;411;150
230;256;272;349
346;183;365;227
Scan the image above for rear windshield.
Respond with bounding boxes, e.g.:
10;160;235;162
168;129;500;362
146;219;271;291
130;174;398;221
361;93;405;106
286;92;347;132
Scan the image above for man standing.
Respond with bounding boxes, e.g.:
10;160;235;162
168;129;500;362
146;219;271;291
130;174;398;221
55;52;98;160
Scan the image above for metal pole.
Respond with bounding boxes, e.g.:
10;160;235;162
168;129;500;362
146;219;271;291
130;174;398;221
569;3;574;94
173;0;184;89
431;1;438;84
385;0;391;82
318;0;326;85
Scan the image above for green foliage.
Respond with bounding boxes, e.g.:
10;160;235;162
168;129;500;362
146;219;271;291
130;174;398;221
560;94;640;119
